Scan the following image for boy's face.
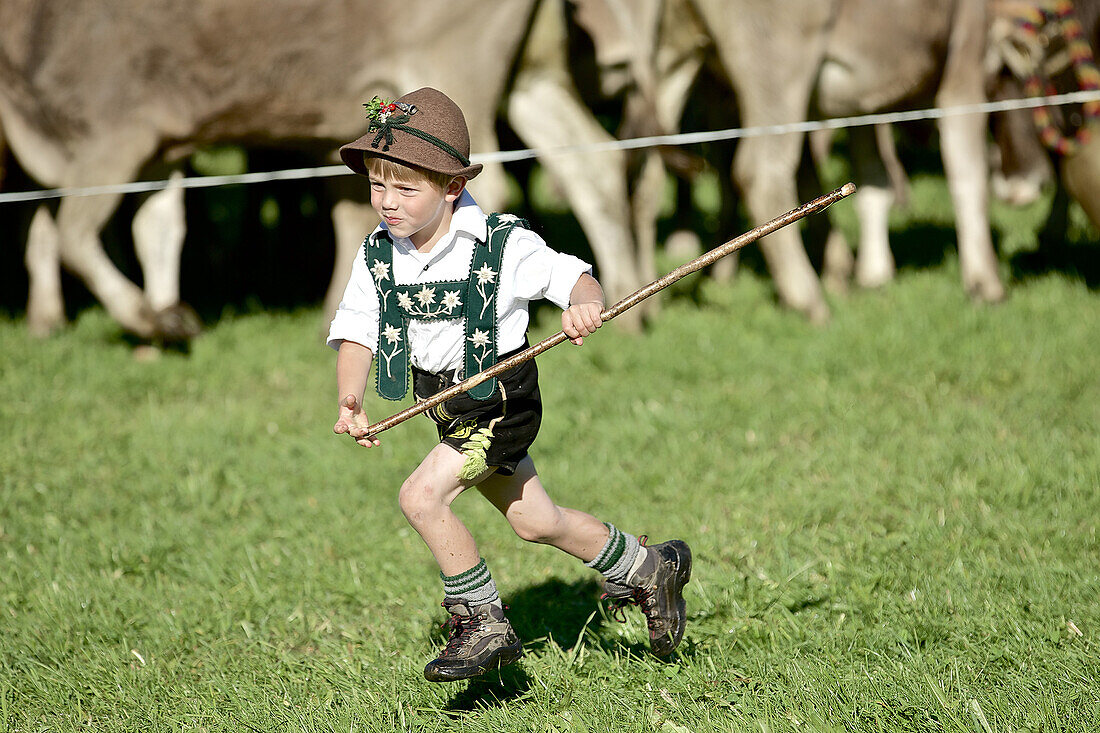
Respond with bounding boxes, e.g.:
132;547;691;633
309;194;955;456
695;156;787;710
367;170;464;249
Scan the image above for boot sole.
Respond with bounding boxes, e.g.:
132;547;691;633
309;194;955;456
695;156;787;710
423;640;524;682
652;540;692;658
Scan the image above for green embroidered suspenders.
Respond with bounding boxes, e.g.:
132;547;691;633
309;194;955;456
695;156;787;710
366;213;527;401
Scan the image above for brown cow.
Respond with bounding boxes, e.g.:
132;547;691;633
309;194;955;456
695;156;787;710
0;0;648;338
575;0;1006;318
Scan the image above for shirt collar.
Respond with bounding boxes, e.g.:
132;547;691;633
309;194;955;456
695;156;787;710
449;189;488;242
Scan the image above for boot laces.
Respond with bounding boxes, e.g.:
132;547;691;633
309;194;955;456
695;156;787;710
603;587;658;629
437;602;507;657
438;603;481;658
600;536;659;630
439;616;478;657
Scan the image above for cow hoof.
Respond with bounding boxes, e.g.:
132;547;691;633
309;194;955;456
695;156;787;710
27;313;66;339
965;277;1006;304
805;299;831;325
153;302;203;344
133;345;162;362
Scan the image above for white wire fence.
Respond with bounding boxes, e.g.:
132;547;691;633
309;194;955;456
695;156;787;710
1;90;1098;205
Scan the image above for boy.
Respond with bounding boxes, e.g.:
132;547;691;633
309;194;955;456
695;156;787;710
327;87;690;681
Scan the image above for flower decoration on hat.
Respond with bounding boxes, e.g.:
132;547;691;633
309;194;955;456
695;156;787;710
364;97;417;126
361;95;471;166
364;96;417;151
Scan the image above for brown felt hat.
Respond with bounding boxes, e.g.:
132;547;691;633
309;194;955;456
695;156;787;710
340;87;482;180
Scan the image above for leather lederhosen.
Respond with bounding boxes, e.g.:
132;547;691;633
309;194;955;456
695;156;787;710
412;343;541;476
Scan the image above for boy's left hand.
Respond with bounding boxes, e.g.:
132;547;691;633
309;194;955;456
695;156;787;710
562;302;603;346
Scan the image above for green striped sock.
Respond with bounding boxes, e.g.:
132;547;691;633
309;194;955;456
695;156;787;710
441;559;499;608
585;523;641;585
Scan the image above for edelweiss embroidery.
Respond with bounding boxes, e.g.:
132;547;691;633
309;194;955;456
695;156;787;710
364;213;529;401
468;328;492;372
370;260;391;281
379;324;403;380
441;291;462;313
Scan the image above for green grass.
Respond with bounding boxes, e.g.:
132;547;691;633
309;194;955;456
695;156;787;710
2;180;1100;732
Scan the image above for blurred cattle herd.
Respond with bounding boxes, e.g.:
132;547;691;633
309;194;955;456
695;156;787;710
1;0;1097;344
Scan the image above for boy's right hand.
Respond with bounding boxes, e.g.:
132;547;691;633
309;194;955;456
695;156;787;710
334;394;381;447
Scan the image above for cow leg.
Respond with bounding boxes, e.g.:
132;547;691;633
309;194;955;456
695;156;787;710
132;171;202;342
632;150;664;289
850;125;896;289
696;0;832;322
808;129;854;292
622;83;680;295
738;142;830;320
734;131;830;321
990;113;1051;207
635;0;708;291
508;83;642;326
56;189;155;336
1058;132;1100;231
633;8;708;300
25;206;65;337
989;77;1051;207
936;0;1004;302
938;111;1004;302
508;0;643;329
132;171;185;312
52;132;161;336
822;225;854;294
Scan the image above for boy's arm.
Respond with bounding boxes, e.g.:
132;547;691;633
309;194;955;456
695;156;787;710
562;273;605;346
334;339;381;447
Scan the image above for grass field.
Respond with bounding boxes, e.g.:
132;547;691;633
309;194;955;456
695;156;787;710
2;175;1099;732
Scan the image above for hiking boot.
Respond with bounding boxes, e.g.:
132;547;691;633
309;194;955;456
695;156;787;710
423;599;523;682
601;538;692;658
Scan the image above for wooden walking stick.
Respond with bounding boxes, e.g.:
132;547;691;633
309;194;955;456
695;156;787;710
363;182;856;438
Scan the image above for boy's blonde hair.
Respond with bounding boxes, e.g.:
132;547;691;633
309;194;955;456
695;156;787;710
365;154;456;190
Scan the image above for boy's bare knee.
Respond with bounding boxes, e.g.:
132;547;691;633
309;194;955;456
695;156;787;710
398;478;441;523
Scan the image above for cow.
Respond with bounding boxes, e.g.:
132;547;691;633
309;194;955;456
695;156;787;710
574;0;1007;320
0;0;650;340
987;0;1100;231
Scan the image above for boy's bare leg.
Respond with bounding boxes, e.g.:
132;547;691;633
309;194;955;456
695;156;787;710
475;456;610;562
402;444;523;681
479;455;692;658
399;443;494;576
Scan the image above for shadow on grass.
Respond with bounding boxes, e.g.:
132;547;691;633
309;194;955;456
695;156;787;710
885;223;957;272
433;578;602;711
991;186;1100;288
506;577;606;652
432;577;672;709
1010;242;1100;289
442;664;532;712
508;577;657;662
1006;184;1099;290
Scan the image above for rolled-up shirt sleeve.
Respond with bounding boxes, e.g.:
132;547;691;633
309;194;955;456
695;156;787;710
326;243;380;352
508;229;593;309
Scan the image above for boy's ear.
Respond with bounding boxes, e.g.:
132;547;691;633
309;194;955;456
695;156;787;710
444;176;466;201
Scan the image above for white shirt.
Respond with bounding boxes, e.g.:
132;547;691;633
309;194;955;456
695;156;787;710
327;190;592;374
